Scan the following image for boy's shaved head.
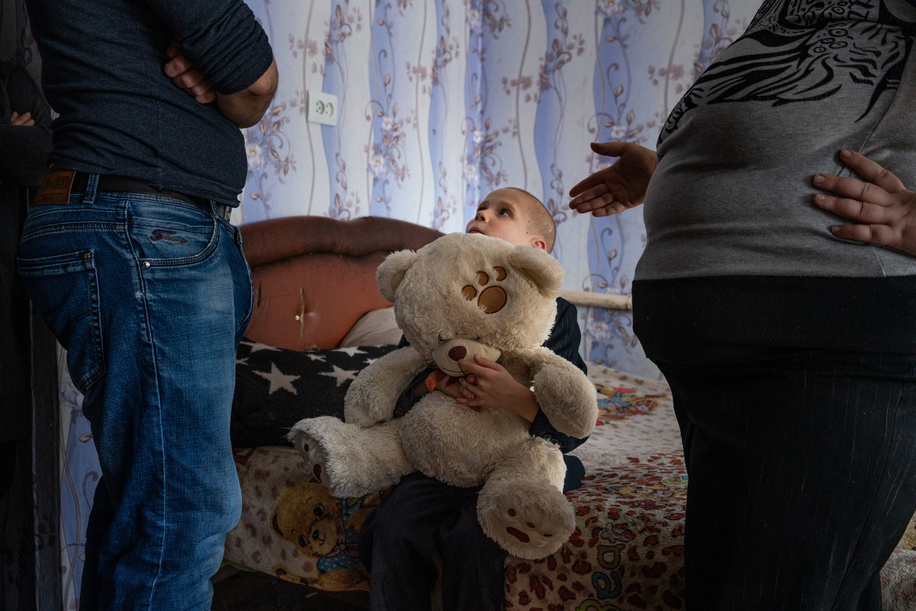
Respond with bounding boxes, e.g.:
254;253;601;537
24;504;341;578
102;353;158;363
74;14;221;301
466;187;558;252
504;187;556;253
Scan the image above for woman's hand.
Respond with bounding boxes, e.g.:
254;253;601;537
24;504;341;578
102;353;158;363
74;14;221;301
814;150;916;257
568;141;658;217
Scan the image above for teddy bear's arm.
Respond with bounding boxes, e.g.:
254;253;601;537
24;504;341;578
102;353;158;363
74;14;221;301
344;346;431;427
527;348;598;439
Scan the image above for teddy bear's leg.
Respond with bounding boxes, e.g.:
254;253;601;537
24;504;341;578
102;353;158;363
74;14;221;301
288;417;413;498
476;437;574;560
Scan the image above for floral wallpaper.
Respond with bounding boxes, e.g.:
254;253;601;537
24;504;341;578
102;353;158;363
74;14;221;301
238;0;756;377
4;0;761;608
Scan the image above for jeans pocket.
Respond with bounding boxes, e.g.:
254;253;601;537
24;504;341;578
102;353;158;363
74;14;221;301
129;207;219;267
18;249;104;393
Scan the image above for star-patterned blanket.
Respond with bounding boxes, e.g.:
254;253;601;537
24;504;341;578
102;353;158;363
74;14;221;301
231;340;396;447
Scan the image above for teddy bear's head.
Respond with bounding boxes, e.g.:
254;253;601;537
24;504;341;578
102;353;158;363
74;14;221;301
377;233;564;375
271;481;341;556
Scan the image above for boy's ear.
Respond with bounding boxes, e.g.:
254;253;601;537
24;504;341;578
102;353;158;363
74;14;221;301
530;237;547;251
507;245;564;298
376;249;419;302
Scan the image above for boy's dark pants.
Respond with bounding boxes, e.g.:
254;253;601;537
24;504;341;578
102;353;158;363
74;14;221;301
358;473;506;611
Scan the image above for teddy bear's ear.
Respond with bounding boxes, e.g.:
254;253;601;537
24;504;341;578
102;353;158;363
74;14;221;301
508;245;565;298
377;249;419;302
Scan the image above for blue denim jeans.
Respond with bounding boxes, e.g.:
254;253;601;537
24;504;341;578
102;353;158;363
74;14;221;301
18;175;252;610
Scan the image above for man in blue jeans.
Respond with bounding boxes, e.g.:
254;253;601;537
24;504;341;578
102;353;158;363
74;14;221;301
19;1;277;608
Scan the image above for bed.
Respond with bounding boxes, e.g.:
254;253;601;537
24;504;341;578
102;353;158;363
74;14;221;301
222;215;916;609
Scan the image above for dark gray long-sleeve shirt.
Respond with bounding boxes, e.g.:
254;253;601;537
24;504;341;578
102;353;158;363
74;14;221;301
25;0;274;204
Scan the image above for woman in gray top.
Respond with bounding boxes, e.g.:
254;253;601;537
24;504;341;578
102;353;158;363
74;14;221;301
570;0;916;608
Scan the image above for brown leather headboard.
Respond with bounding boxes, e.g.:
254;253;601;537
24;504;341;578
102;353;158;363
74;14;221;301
240;216;444;351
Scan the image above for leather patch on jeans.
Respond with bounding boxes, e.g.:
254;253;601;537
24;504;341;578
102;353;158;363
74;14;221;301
33;169;76;206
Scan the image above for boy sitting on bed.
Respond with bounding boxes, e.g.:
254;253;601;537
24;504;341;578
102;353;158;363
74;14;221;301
357;187;589;610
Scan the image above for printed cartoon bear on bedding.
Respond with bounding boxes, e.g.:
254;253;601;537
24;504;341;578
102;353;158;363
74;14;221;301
288;232;597;559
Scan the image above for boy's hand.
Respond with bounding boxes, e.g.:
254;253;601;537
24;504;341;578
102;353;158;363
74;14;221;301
454;355;539;423
568;142;658;217
813;150;916;257
164;42;217;104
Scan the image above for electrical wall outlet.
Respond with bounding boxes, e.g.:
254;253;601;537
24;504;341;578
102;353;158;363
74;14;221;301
307;90;338;126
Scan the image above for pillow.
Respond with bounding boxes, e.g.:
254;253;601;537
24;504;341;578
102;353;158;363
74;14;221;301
231;340;397;447
338;307;402;347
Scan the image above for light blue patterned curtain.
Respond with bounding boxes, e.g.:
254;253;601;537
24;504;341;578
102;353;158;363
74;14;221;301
9;1;763;607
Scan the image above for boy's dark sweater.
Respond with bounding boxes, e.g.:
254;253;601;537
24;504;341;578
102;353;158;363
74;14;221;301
393;297;589;491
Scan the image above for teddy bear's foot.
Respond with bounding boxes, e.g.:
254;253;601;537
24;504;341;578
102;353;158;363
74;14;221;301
288;427;333;489
477;477;575;560
288;416;412;498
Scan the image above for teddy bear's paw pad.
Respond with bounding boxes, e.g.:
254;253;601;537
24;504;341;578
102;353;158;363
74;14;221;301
504;507;554;544
291;432;332;488
461;267;508;314
479;483;574;559
500;503;567;548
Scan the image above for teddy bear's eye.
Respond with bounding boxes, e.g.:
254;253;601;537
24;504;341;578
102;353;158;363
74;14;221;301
313;503;324;517
437;334;448;343
298;535;308;547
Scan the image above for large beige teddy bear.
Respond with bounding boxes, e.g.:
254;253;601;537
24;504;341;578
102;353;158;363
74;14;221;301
288;232;597;559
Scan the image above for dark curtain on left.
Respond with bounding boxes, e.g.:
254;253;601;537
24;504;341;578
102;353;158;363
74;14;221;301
0;0;53;605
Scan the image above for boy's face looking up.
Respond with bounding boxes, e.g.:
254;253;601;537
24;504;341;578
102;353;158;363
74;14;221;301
466;187;554;252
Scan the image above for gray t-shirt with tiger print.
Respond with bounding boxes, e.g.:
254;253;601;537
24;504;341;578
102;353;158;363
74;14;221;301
637;0;916;280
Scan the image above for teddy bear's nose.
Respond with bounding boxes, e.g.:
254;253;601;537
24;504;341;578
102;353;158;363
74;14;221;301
448;346;467;361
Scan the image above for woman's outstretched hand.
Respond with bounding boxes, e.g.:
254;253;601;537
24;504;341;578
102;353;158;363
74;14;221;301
568;142;658;217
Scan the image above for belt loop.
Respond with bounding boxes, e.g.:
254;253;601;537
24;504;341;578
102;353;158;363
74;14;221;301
82;173;100;204
212;202;231;221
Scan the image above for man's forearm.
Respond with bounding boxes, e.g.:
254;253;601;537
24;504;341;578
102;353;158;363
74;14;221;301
215;59;278;128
